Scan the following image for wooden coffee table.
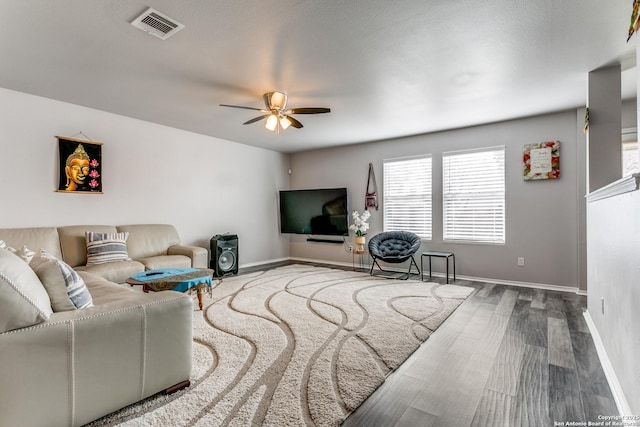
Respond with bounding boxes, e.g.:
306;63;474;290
126;268;215;310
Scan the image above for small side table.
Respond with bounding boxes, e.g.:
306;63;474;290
352;249;370;272
420;251;456;284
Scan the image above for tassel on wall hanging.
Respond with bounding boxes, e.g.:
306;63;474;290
583;108;589;134
365;162;379;210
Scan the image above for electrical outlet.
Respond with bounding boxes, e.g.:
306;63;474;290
517;257;525;267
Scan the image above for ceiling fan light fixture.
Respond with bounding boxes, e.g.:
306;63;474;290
265;114;278;131
280;116;291;130
267;91;288;110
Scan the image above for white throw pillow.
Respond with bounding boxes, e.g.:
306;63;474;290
85;231;131;266
30;249;94;311
0;240;35;263
0;249;53;333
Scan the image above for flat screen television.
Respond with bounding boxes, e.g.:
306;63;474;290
279;188;349;236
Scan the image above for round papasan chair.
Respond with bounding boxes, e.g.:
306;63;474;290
368;230;422;279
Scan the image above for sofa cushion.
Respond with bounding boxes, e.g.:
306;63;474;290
138;254;192;270
116;224;181;260
0;227;62;260
77;271;135;299
0;240;35;263
58;225;118;267
0;249;53;333
30;249;94;311
85;231;131;266
76;260;145;284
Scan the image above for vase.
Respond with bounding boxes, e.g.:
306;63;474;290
355;235;366;252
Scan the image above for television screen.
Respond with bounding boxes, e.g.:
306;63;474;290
279;188;349;236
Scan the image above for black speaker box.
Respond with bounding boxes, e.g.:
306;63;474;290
210;234;238;277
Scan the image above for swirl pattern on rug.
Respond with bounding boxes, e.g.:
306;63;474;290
88;264;473;427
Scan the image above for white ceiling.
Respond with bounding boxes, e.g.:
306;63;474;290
0;1;636;153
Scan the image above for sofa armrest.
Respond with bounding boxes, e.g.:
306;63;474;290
168;244;208;268
0;290;192;427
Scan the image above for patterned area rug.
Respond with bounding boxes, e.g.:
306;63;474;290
88;264;473;426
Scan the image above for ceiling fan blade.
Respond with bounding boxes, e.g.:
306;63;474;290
286;115;304;129
220;104;266;112
284;107;331;115
243;114;270;125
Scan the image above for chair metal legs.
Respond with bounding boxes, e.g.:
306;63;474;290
369;256;421;280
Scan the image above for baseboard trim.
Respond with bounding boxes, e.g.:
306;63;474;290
286;257;580;294
452;273;580;294
583;310;631;416
239;257;290;269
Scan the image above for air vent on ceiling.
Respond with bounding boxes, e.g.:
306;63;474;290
130;7;185;40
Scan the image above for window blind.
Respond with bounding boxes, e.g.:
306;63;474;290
443;147;505;243
383;155;432;239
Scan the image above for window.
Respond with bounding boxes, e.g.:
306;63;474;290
383;155;432;239
443;146;505;244
622;128;639;177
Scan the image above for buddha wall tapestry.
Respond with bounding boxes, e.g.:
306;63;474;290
57;136;103;193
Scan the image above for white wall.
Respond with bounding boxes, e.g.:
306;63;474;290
0;88;291;266
290;110;583;288
581;57;640;415
586;180;640;414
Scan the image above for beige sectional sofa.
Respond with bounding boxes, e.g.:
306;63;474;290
0;224;207;426
0;223;208;284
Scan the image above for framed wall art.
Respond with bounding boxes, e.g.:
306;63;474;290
57;136;103;193
523;141;560;181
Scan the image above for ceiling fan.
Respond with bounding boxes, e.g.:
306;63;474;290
220;91;330;132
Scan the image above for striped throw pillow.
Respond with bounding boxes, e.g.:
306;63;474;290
30;248;94;310
85;231;131;266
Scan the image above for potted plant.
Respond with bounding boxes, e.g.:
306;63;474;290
349;210;371;251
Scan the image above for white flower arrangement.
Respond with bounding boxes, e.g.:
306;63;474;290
349;210;371;236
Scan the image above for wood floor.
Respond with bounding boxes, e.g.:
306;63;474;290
239;261;618;427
